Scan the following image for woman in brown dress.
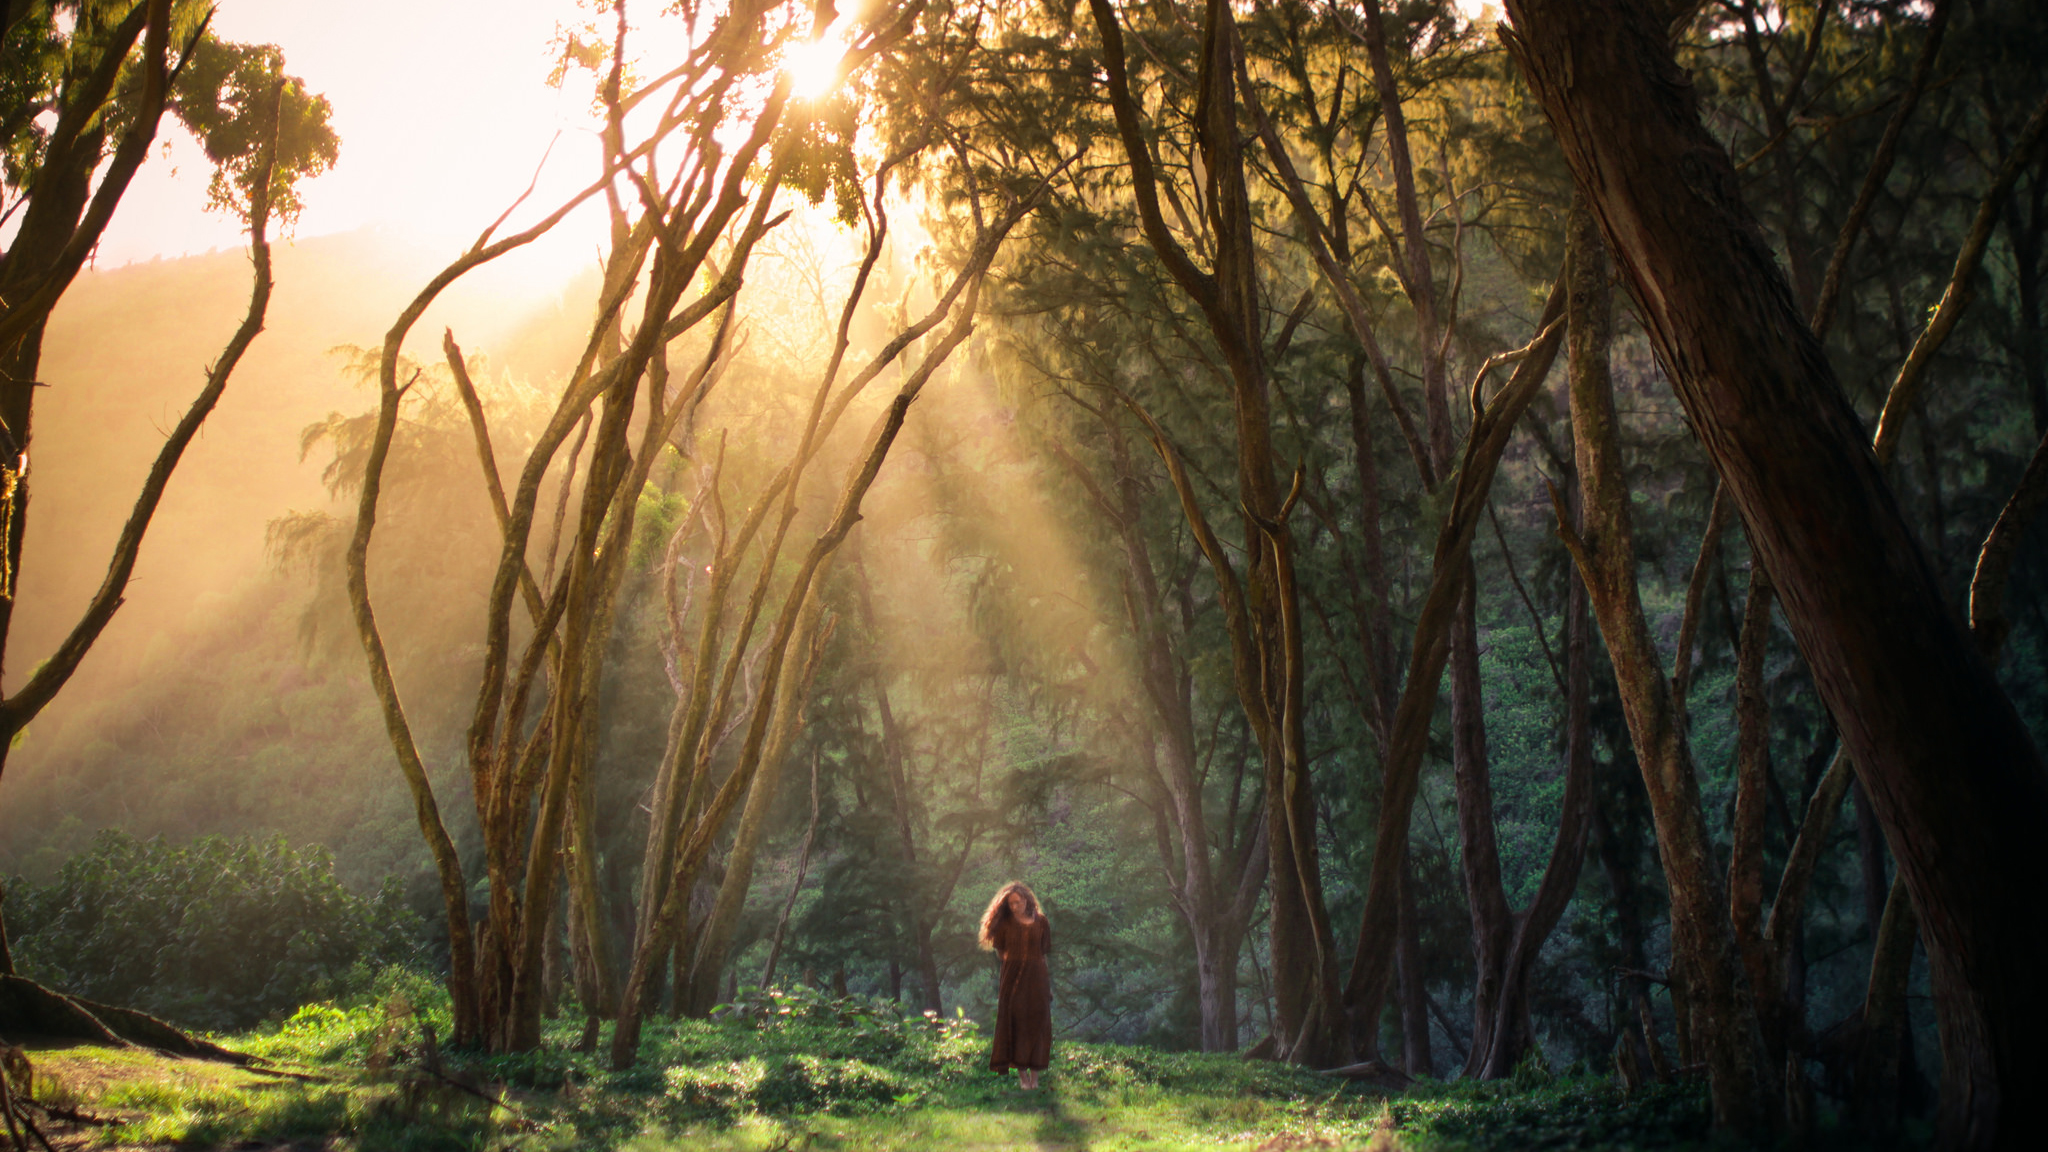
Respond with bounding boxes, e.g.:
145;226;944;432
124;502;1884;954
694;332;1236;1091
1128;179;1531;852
979;881;1051;1088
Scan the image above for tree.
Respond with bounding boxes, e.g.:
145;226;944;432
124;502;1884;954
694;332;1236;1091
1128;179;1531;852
1503;1;2048;1145
340;0;1056;1060
0;0;334;967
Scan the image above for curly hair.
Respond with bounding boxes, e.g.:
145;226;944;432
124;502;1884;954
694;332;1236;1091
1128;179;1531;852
977;881;1045;951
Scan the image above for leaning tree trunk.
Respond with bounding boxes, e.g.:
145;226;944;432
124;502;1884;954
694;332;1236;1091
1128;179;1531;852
1502;5;2048;1147
1549;195;1771;1133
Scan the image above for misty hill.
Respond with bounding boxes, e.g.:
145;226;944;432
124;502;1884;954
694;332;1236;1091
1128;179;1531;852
1;228;598;887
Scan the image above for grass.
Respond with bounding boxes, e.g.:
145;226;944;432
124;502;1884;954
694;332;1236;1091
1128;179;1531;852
15;974;1729;1151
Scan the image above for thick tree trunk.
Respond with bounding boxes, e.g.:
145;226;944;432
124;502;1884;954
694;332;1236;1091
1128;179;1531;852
1551;194;1771;1132
1196;914;1245;1054
1504;6;2048;1146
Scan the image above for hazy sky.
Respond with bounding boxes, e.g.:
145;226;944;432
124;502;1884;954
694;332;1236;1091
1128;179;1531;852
97;0;614;271
94;0;1500;270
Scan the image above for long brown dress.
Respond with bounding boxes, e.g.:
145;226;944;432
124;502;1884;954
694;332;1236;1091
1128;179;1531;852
989;913;1051;1072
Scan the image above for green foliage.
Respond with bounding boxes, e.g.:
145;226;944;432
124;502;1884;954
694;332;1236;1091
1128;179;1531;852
30;986;1735;1152
1;2;337;223
170;38;339;224
1391;1077;1713;1152
663;1055;914;1119
5;831;427;1031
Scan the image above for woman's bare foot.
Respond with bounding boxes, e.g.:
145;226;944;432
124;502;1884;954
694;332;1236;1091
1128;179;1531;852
1020;1069;1039;1090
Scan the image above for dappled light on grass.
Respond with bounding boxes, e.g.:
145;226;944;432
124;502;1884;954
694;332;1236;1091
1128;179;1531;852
11;976;1731;1150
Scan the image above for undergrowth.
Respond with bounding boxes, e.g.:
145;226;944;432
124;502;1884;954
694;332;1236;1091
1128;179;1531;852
24;970;1750;1150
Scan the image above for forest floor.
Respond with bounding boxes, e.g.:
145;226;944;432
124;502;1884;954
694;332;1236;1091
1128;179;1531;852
14;983;1731;1151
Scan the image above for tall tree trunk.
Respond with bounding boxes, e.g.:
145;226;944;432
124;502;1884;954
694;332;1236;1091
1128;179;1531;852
1451;575;1514;1078
684;587;831;1015
1727;568;1785;1070
1503;6;2048;1145
1086;0;1346;1064
1550;194;1772;1132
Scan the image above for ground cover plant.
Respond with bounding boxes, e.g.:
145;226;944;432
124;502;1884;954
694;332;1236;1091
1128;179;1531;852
12;975;1780;1151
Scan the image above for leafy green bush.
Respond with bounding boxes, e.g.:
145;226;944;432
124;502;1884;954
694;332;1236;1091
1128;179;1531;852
697;984;985;1077
237;967;451;1065
662;1054;911;1118
1392;1076;1714;1151
581;984;977;1124
6;830;426;1031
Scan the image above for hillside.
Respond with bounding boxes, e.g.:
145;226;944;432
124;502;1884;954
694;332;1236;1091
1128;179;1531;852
2;228;594;886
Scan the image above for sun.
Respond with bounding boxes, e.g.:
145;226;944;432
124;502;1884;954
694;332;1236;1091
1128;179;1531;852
784;25;851;100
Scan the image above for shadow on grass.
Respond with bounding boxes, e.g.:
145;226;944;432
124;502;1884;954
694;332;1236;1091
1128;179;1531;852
1030;1085;1090;1151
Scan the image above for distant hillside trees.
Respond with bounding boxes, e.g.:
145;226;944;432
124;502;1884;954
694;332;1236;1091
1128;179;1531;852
4;830;422;1031
0;0;335;968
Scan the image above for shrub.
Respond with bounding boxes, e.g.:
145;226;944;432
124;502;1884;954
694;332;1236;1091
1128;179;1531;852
6;830;426;1031
662;1057;768;1119
662;1054;912;1119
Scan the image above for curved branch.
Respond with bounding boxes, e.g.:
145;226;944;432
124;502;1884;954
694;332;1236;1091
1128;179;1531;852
1872;88;2048;465
1;74;278;737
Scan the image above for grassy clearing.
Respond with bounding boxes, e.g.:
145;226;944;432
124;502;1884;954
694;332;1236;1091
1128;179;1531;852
18;977;1727;1151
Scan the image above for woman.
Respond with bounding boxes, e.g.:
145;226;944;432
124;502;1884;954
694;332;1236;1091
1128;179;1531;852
979;881;1051;1089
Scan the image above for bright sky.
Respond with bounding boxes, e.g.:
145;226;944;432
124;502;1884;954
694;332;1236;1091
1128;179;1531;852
97;0;1502;271
96;0;614;272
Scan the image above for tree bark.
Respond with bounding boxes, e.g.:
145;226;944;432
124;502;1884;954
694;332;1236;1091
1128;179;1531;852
1502;5;2048;1145
1450;573;1513;1079
1548;193;1771;1133
684;587;831;1015
1727;567;1784;1066
1087;0;1346;1064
